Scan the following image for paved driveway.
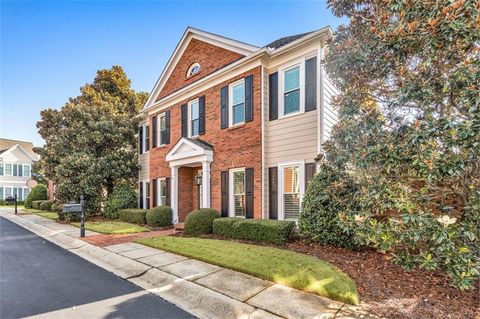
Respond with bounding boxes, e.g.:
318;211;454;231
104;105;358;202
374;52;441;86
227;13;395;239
0;216;194;319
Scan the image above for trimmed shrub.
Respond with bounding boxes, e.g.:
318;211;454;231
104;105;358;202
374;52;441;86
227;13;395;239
104;184;137;219
299;164;361;249
24;184;48;208
146;206;172;228
213;218;295;244
39;200;53;211
185;208;220;235
32;200;44;210
118;209;147;224
51;203;62;212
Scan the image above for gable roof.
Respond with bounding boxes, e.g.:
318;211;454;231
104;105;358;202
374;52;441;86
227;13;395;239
144;27;260;109
0;138;39;161
265;31;315;49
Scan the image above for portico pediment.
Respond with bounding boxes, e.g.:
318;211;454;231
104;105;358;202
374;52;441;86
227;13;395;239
166;138;213;165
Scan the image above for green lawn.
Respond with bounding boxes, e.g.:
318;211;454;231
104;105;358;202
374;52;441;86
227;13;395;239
0;205;25;209
72;221;149;234
135;236;360;305
25;209;58;220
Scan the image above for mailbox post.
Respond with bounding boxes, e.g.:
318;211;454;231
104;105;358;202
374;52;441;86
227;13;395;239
62;196;85;237
5;195;17;214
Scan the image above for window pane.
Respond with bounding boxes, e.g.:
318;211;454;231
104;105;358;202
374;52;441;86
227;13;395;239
160;180;167;205
233;103;245;124
284;89;300;114
0;187;3;199
192;119;199;136
233;171;245;194
24;165;30;177
5;164;11;175
284;67;300;92
234;195;245;217
13;164;18;176
0;163;3;176
284;193;300;220
23;188;29;200
232;82;245;105
283;166;300;193
18;165;23;177
5;188;12;198
191;101;199;120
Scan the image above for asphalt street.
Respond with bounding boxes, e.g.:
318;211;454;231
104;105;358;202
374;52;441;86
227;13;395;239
0;216;194;319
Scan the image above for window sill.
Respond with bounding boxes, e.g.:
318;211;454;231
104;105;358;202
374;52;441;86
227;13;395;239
226;123;246;131
154;144;168;149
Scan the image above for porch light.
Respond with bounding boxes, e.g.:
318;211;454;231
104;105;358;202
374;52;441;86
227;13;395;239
195;174;203;186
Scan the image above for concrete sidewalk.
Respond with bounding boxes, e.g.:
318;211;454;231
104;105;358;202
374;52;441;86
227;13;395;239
0;210;374;319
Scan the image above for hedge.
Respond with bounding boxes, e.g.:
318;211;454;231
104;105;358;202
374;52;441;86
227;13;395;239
118;209;147;225
39;200;53;211
51;203;62;212
146;206;172;228
32;200;45;210
24;184;48;208
213;218;296;244
0;199;24;205
185;208;220;235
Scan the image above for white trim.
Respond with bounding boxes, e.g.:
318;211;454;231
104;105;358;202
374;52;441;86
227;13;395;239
166;137;213;164
157;177;167;206
142;27;333;115
0;144;38;161
228;78;246;127
188;98;200;138
157;112;167;147
277;160;305;221
278;58;305;119
142;124;150;154
4;163;12;176
23;164;31;177
229;167;246;218
144;27;260;109
0;181;30;184
171;166;179;224
142;179;150;209
317;46;323;154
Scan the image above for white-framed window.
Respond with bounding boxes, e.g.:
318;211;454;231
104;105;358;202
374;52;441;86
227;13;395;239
13;164;18;176
158;113;167;146
229;168;246;218
5;164;12;176
0;163;3;176
188;99;200;137
278;162;305;221
143;180;150;209
0;187;3;199
5;187;12;199
143;125;150;153
187;63;201;78
229;79;245;126
23;187;30;200
23;165;31;177
278;58;306;119
158;178;167;206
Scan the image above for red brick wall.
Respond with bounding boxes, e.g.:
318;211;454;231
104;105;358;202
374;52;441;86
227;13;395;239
156;38;244;101
149;66;263;221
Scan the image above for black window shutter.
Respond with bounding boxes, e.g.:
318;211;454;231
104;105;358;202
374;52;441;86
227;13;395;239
269;72;278;121
268;167;278;219
245;168;254;218
152;178;158;207
166;177;171;206
245;75;253;122
220;86;228;129
139;182;144;209
152;115;157;148
165;110;171;144
181;104;188;137
138;127;143;154
305;56;317;112
221;171;229;217
199;95;206;135
305;162;317;190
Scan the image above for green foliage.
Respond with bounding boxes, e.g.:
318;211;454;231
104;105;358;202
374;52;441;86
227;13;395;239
51;203;62;212
32;200;44;210
24;184;48;208
213;218;296;244
35;66;148;213
184;208;220;235
39;200;53;211
104;184;137;219
118;209;147;225
320;0;480;289
0;200;24;206
299;165;361;249
146;206;173;228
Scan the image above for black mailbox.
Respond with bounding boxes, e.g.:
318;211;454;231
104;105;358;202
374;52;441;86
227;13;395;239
62;196;85;237
5;195;18;214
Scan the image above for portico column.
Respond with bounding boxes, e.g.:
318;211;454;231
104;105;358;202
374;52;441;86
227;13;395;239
202;161;211;208
171;166;179;224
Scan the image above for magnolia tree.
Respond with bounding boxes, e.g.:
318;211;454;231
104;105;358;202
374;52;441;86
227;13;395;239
302;0;479;289
36;66;147;213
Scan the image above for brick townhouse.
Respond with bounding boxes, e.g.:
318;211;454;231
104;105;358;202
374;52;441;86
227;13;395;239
138;27;337;224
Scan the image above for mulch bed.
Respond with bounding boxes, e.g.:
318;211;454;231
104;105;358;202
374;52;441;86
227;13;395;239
174;232;479;319
285;241;479;319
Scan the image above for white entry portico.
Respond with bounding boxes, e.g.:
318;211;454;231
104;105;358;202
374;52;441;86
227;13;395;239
165;138;213;224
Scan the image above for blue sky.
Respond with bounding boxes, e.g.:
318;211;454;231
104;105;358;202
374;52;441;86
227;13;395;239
1;0;343;146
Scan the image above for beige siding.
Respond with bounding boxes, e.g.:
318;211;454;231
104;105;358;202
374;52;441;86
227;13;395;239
139;153;150;181
321;67;338;141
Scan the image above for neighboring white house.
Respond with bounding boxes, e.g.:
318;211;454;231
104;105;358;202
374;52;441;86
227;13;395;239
0;139;39;201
